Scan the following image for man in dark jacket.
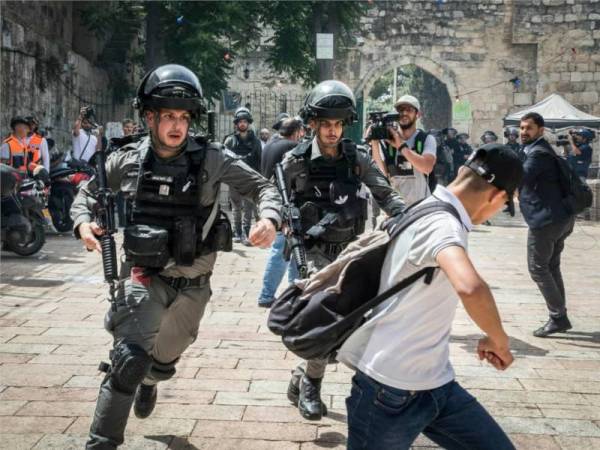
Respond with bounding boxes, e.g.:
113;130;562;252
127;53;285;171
518;112;575;338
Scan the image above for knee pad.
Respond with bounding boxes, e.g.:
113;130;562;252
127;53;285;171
110;342;152;394
147;356;179;383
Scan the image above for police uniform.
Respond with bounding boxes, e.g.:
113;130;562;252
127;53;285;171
223;117;262;241
71;65;282;450
282;80;405;421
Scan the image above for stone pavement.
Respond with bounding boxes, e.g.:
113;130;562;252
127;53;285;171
1;214;600;450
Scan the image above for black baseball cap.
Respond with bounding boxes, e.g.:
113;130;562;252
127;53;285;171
464;144;524;216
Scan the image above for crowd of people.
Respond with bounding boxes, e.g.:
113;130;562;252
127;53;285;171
1;62;596;450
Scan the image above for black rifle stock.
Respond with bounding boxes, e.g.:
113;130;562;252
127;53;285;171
274;163;308;279
94;147;118;310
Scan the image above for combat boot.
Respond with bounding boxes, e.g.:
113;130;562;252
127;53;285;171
133;383;157;419
298;375;327;420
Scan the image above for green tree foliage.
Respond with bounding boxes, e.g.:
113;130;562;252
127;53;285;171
80;1;369;101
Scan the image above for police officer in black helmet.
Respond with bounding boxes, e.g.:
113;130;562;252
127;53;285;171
281;80;405;421
224;106;263;245
71;64;281;449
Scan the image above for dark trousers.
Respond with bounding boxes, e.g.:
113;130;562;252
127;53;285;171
527;217;575;318
346;371;514;450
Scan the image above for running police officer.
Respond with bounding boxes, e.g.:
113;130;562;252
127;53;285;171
282;80;406;421
71;64;281;449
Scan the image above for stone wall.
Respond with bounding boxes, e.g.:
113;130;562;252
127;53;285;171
337;0;600;142
1;1;133;150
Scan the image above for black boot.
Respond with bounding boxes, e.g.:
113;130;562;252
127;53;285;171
533;316;572;337
133;383;157;419
298;375;327;421
287;367;303;405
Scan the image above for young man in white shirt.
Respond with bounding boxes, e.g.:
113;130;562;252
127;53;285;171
338;144;524;450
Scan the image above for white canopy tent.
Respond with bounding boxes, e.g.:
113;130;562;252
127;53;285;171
503;94;600;130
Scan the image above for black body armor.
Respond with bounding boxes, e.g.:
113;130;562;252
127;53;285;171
291;140;367;246
123;142;230;268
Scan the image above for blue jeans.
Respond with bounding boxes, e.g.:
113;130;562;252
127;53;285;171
346;371;515;450
258;233;298;304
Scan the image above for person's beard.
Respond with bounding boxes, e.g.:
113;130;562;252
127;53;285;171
399;118;416;131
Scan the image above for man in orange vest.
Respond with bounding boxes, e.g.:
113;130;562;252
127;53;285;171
24;116;50;171
1;116;39;174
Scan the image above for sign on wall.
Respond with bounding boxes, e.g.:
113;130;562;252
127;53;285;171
316;33;334;60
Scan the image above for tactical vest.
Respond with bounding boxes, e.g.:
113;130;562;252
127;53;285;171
291;140;367;245
123;141;216;267
384;129;428;176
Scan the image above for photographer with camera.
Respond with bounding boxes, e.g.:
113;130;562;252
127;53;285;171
566;128;594;178
72;106;103;163
369;95;437;206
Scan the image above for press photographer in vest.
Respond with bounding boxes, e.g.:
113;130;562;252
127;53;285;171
370;95;437;206
71;64;281;449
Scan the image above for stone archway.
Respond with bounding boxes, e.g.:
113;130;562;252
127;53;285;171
352;53;463;130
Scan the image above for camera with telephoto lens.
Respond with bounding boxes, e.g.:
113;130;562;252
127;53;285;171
368;111;400;140
81;106;99;128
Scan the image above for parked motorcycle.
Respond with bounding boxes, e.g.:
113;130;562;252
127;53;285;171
48;151;93;232
1;164;48;256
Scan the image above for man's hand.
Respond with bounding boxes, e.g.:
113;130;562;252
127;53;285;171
386;127;405;149
248;218;276;248
477;336;513;371
78;221;104;252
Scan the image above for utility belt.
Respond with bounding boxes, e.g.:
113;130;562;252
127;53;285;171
123;211;232;269
158;272;211;290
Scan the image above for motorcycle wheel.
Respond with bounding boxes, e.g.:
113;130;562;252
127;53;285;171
49;186;75;232
5;217;46;256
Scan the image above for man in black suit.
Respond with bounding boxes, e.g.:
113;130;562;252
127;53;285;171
518;112;575;337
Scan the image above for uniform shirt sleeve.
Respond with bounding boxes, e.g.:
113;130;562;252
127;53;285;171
212;148;282;228
70;149;125;237
580;144;593;164
359;153;405;216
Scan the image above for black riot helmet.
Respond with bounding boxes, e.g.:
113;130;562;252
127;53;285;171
300;80;358;125
481;130;498;144
233;107;253;124
504;126;519;139
134;64;206;116
10;116;29;130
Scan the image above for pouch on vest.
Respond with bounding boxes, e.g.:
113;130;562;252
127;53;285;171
267;201;461;361
172;216;197;266
203;211;233;253
123;225;170;268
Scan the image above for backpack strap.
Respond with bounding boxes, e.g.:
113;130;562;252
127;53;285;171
355;201;462;317
413;129;428;156
385;201;461;241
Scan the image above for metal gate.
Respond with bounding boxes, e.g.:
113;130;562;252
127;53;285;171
215;90;306;143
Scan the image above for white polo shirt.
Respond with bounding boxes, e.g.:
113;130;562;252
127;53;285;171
337;185;472;391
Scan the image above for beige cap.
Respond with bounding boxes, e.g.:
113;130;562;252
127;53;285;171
394;94;421;112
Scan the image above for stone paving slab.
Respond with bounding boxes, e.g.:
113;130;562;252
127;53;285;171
1;216;600;449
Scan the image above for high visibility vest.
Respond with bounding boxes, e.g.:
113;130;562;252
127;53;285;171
3;135;39;172
27;133;43;155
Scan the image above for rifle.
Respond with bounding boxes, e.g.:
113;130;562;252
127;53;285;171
274;162;308;278
94;146;118;311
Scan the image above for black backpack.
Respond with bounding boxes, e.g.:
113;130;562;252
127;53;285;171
267;201;461;361
537;145;593;215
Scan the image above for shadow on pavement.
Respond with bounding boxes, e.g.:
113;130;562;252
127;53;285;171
550;331;600;346
452;334;549;357
2;278;65;288
313;431;346;447
326;410;348;424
